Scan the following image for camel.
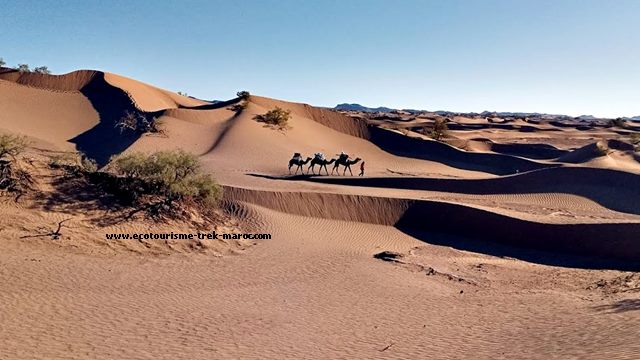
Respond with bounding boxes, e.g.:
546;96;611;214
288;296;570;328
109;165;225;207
307;157;337;175
288;156;312;175
331;156;362;176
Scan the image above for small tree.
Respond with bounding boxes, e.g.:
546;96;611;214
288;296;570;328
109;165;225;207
33;66;51;74
254;107;291;130
429;118;449;141
236;91;250;100
110;150;222;215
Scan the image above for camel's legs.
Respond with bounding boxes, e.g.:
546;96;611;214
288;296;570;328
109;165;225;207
323;165;329;175
344;165;353;176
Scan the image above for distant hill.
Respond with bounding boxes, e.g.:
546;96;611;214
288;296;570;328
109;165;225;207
334;103;640;121
334;103;395;113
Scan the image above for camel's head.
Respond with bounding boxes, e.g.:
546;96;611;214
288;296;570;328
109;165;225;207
353;157;362;163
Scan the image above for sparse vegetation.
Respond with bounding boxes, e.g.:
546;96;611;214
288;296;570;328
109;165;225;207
0;134;33;197
17;64;30;73
33;66;51;74
49;152;98;176
236;91;251;100
609;118;627;129
428;118;449;141
630;132;640;151
254;106;291;130
115;110;164;135
108;150;222;217
0;58;5;67
177;91;188;97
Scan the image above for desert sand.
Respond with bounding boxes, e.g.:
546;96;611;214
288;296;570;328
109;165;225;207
1;68;639;359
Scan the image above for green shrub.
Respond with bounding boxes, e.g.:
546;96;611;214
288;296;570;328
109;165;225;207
236;91;250;100
429;118;449;141
109;150;222;213
254;107;291;130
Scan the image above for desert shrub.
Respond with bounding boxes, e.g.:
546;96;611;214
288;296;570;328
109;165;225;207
0;58;5;67
0;134;33;196
17;64;30;73
429;118;449;141
115;110;163;134
109;150;222;215
49;152;98;176
630;133;640;150
609;118;627;129
33;66;50;74
236;91;251;100
177;91;188;96
0;134;28;160
254;107;291;130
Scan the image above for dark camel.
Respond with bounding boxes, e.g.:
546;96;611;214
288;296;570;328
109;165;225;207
307;157;337;175
288;156;312;175
332;157;362;176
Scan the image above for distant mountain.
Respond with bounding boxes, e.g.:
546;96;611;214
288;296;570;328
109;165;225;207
334;103;394;113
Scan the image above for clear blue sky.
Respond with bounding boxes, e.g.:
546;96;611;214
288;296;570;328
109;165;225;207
2;0;639;117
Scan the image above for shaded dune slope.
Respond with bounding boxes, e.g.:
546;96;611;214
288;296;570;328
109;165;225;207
225;186;640;266
293;167;640;215
251;96;554;175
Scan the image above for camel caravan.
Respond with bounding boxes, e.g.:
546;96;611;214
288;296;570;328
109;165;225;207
288;152;363;176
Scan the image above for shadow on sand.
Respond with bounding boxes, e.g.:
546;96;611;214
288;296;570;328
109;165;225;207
71;72;162;166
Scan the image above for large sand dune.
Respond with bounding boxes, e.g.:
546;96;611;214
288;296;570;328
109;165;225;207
1;69;639;359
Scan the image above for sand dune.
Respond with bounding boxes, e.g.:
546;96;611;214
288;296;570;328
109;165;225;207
1;69;639;359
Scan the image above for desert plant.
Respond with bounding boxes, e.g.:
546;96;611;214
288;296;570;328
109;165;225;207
609;118;627;129
33;66;50;74
109;150;222;215
429;118;449;141
254;107;291;130
177;91;188;96
630;132;640;150
115;110;163;134
0;134;28;160
0;58;5;67
49;152;98;175
16;64;30;73
236;91;250;100
0;134;33;196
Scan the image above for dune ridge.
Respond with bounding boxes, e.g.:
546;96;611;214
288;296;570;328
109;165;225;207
224;186;640;263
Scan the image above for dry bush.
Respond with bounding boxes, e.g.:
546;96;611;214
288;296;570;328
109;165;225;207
0;134;33;197
108;150;222;217
254;107;291;130
49;152;98;176
115;111;164;135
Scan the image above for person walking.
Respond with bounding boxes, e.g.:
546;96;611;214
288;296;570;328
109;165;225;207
359;161;365;176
